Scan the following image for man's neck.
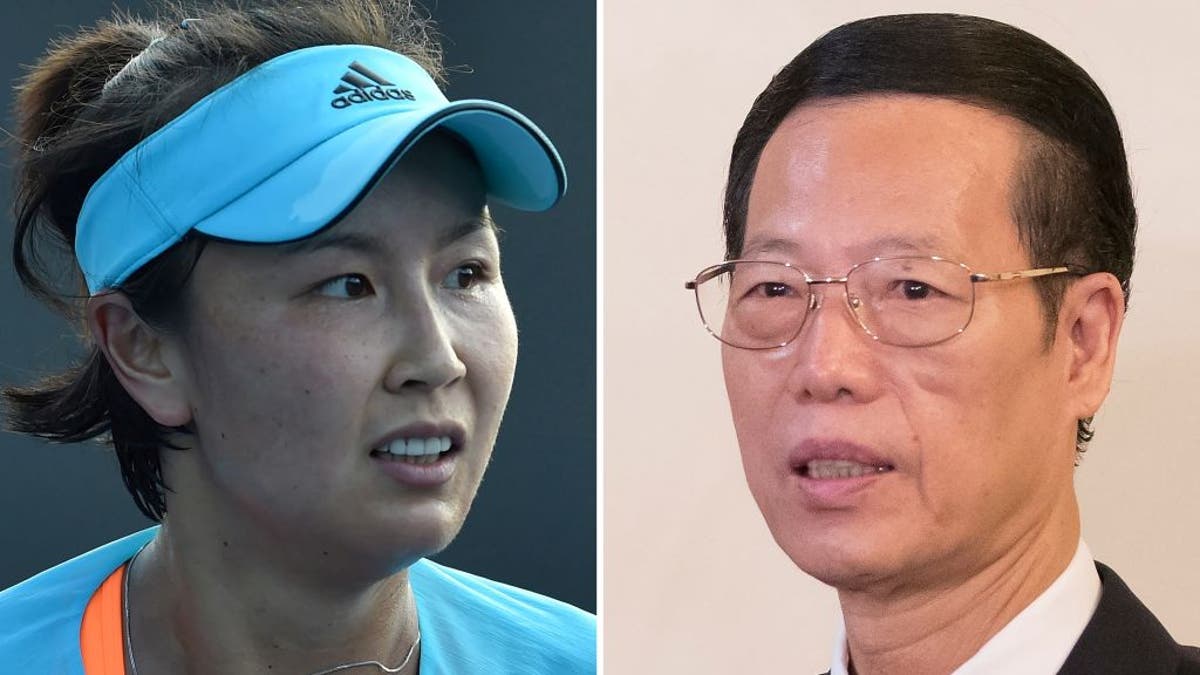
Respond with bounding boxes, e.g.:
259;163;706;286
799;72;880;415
838;512;1080;675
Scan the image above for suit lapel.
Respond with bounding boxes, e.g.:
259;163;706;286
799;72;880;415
1057;562;1180;674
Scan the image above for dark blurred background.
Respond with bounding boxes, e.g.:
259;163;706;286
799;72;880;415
0;1;595;612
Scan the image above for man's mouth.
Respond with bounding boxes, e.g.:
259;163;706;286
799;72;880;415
369;436;455;465
800;459;894;480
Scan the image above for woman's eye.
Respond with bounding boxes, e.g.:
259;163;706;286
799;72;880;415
443;263;487;290
315;274;374;299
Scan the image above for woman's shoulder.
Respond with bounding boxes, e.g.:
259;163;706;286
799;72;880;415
411;559;595;674
410;557;594;623
0;527;157;672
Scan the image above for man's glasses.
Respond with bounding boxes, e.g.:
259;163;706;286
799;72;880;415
684;256;1086;349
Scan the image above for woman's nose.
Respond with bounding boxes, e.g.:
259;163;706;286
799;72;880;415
382;296;467;394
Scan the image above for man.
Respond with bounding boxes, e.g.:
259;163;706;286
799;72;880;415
685;14;1200;674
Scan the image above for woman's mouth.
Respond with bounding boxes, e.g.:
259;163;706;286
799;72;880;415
369;435;455;465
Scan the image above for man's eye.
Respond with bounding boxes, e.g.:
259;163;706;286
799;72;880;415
746;281;794;298
762;282;792;297
443;263;487;290
315;274;374;299
886;279;941;301
902;280;931;300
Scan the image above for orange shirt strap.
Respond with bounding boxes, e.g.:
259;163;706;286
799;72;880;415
80;562;129;675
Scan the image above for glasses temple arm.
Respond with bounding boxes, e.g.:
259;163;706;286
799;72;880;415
686;264;739;289
969;265;1088;282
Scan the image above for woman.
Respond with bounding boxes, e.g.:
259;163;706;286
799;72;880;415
0;1;594;673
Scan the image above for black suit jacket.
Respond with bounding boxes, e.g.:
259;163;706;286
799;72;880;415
821;561;1199;675
1057;562;1199;674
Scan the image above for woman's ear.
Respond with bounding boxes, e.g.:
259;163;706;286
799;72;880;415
86;293;193;427
1061;272;1125;420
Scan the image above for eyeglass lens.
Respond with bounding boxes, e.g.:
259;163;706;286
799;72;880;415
694;258;977;348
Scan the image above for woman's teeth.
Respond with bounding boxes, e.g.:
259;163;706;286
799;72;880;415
374;436;453;464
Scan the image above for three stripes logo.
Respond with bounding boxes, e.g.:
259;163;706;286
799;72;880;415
331;61;416;109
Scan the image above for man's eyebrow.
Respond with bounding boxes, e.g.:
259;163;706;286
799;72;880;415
857;233;952;255
739;237;801;257
739;232;952;258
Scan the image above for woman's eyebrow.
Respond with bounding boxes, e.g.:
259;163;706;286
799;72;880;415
437;213;498;248
271;213;497;258
273;231;383;258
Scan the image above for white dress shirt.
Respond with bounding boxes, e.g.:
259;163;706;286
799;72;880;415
830;539;1102;674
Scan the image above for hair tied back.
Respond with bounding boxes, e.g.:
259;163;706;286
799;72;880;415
102;28;169;95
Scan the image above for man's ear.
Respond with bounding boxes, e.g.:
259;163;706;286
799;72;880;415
86;293;193;427
1060;272;1125;420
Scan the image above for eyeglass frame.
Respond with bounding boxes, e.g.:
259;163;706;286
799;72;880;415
684;255;1090;349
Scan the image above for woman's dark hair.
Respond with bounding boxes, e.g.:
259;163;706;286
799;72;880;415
723;14;1135;457
4;0;444;520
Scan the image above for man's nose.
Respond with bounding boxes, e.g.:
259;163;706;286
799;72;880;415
783;283;882;404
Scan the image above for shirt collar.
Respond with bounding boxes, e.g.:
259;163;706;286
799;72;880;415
830;539;1101;675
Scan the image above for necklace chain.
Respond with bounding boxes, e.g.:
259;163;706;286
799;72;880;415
122;545;421;674
303;635;421;675
122;544;143;675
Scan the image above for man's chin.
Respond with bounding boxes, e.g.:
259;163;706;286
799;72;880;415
780;538;969;598
772;529;910;592
788;552;894;591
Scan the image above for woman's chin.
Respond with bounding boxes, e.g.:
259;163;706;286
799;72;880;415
371;501;470;563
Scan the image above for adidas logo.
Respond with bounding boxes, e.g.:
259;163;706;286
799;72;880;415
330;61;416;109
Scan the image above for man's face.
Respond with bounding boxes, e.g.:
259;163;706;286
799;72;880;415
723;95;1082;593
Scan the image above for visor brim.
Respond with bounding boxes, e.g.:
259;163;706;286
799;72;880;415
194;100;566;244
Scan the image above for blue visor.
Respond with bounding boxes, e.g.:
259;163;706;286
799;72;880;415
76;44;567;293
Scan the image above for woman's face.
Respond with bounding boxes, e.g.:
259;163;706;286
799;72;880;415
163;134;517;573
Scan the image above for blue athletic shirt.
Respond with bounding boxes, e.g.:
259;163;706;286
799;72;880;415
0;527;596;674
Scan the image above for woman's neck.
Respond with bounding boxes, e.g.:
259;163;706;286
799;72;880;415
126;522;420;674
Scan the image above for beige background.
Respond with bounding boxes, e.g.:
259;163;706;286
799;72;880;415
604;1;1200;672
